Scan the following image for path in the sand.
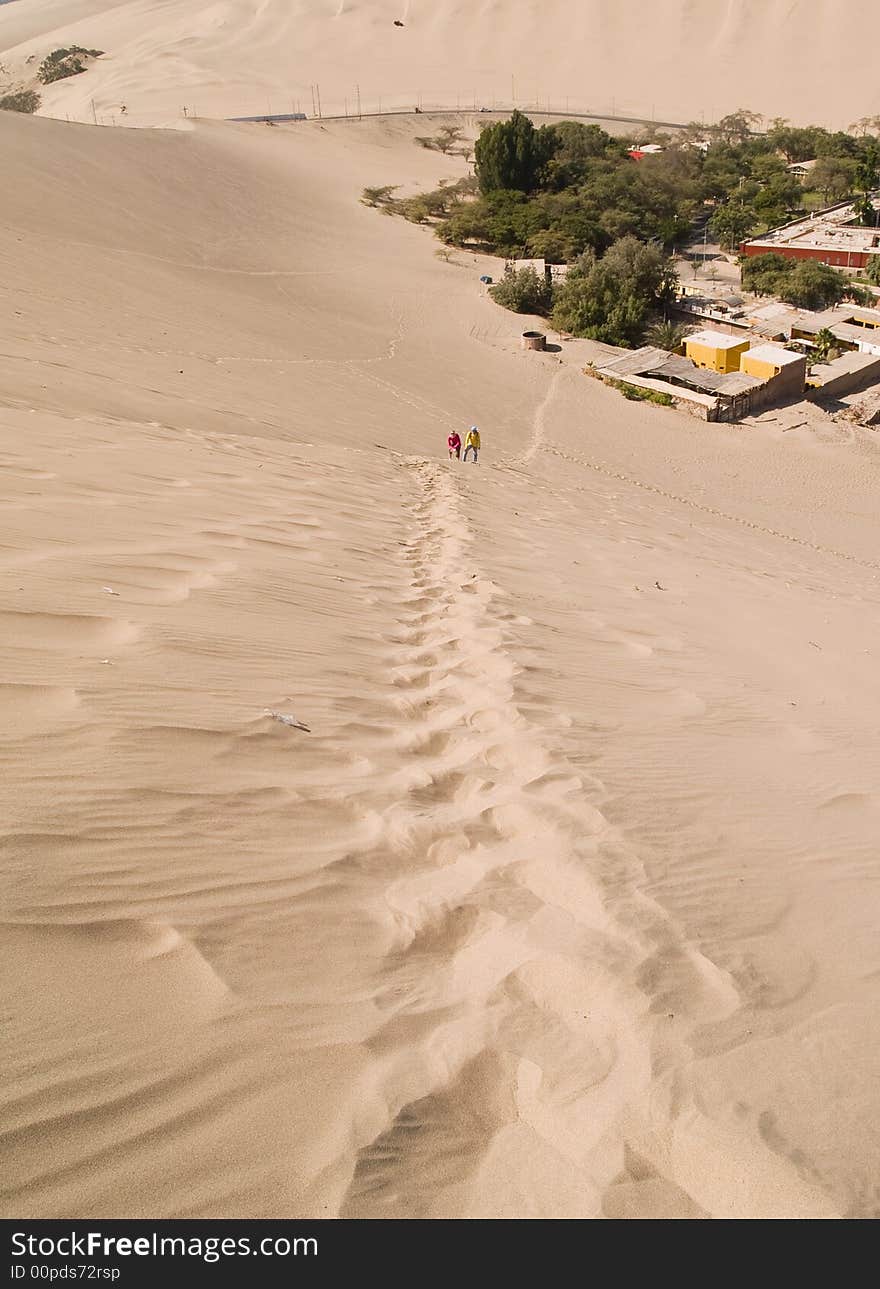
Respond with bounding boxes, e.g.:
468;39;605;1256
326;451;839;1217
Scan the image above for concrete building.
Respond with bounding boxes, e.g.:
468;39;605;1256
685;329;751;373
741;192;880;270
787;159;818;178
740;344;807;395
506;258;569;283
594;339;804;422
807;351;880;399
628;144;664;161
743;301;880;354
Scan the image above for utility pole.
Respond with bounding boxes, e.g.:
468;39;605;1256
356;84;361;120
316;84;322;118
310;84;316;117
511;74;515;106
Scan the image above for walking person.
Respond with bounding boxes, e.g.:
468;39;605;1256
463;425;481;463
447;429;461;460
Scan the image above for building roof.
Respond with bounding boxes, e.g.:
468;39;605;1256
747;302;880;340
787;158;818;172
599;346;669;377
743;191;880;258
833;321;878;344
686;329;749;350
743;343;804;367
811;350;880;379
603;348;761;396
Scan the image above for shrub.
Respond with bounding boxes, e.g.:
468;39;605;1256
38;47;103;85
489;266;554;315
551;237;676;346
360;185;398;207
780;260;848;310
415;126;465;155
645;319;690;350
741;253;847;310
0;90;41;113
741;252;793;296
844;282;874;306
709;202;757;251
588;370;674;405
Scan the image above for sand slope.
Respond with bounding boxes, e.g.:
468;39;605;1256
1;0;878;128
3;108;880;1217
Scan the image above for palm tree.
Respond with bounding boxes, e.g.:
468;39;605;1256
813;327;839;364
646;320;689;351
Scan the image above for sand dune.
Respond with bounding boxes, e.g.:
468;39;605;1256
1;0;878;128
3;94;880;1219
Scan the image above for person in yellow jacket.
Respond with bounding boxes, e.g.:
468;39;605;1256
463;425;481;463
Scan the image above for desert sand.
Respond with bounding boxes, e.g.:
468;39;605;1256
1;0;879;129
2;5;880;1221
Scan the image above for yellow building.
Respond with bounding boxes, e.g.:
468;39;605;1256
739;343;804;381
684;329;751;374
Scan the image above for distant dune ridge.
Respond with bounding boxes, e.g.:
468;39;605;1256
2;5;880;1224
1;0;878;128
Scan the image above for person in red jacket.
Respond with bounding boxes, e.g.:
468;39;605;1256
447;430;461;460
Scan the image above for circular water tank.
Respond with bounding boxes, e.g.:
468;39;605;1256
521;330;546;351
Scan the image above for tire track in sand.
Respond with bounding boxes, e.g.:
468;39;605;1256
337;457;836;1217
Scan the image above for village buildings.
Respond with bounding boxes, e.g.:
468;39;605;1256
741;191;880;271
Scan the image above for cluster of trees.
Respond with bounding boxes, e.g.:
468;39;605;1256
740;253;871;310
490;236;677;348
0;89;40;113
361;174;478;225
705;117;879;247
365;108;880;345
38;46;103;85
443;110;879;262
415;125;470;158
439;113;694;259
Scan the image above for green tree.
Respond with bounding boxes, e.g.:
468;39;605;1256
855;141;879;196
812;328;839;363
474;110;555;194
753;172;802;225
709;202;757;250
741;252;794;296
810;156;857;202
866;255;880;286
766;120;830;163
645;320;689;350
852;193;875;226
38;46;102;84
780;260;848;310
415;125;465;154
0;89;41;113
551;236;675;346
489;266;554;315
542;120;619;188
717;109;762;145
360;185;398;207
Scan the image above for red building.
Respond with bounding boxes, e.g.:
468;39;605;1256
741;195;880;271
